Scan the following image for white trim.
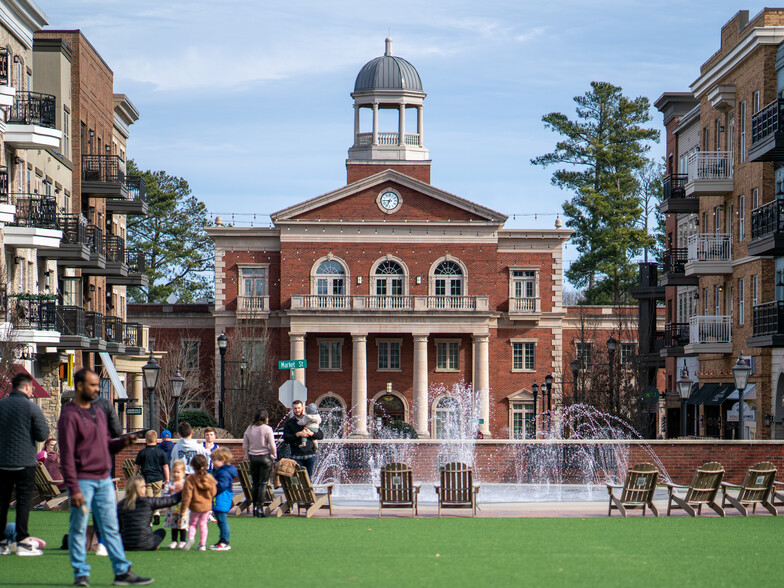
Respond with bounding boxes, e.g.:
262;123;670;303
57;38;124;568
376;188;403;214
428;255;468;297
316;338;343;371
376;338;403;372
434;338;461;372
370;389;409;423
310;255;350;296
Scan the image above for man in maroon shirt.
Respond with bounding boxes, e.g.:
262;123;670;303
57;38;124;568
58;368;152;587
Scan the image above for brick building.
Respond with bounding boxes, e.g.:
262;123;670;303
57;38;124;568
206;39;658;439
654;8;784;440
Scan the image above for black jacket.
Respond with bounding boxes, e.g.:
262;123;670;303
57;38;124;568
0;390;49;468
93;397;122;438
117;493;181;550
283;416;324;457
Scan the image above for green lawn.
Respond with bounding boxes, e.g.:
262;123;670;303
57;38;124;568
2;511;782;587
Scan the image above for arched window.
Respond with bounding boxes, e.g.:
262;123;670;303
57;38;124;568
312;258;347;307
318;396;345;438
373;393;405;428
433;397;461;439
430;259;466;308
373;259;406;308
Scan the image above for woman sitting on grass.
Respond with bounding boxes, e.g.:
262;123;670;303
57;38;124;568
118;476;182;551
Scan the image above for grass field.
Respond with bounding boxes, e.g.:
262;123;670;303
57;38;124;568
2;511;782;587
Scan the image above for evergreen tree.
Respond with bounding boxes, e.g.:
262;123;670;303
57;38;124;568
532;82;660;304
126;161;214;303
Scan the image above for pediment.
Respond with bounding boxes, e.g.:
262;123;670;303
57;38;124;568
505;389;534;403
271;169;507;224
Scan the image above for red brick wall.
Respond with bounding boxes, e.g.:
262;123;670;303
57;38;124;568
346;162;430;184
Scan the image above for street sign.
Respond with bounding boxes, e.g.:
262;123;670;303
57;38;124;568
126;407;142;416
278;379;307;408
278;359;307;370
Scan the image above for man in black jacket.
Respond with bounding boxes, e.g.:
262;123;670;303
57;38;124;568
0;372;49;556
282;400;323;480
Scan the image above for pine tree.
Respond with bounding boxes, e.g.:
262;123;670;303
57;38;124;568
532;82;660;304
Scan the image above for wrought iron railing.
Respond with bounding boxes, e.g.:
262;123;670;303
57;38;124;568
123;322;143;347
81;155;125;184
7;294;57;331
10;194;58;229
662;174;689;200
664;322;690;347
751;199;784;241
59;213;88;246
56;305;86;337
103;315;123;343
662;248;688;275
751;98;784;144
125;175;146;202
126;249;146;274
752;301;784;337
0;287;6;316
84;311;103;339
105;235;125;263
0;167;8;202
0;48;9;86
86;224;103;256
8;91;56;128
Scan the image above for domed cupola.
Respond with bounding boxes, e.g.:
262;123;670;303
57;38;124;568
348;38;429;165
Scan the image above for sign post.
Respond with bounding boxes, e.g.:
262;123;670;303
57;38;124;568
278;359;308;408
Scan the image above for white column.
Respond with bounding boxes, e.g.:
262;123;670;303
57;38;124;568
413;335;429;437
417;105;424;147
289;333;306;385
474;334;491;438
398;105;405;146
353;104;360;145
130;372;143;431
351;335;369;437
372;104;379;146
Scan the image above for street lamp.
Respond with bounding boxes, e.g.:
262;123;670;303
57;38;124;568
142;353;161;432
217;333;228;429
531;382;539;437
676;361;693;439
732;352;751;441
544;373;553;413
170;366;185;435
571;358;581;404
607;336;617;414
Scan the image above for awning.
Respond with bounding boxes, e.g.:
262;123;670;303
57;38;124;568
687;383;716;405
702;383;736;406
0;365;51;399
726;384;756;401
98;352;127;399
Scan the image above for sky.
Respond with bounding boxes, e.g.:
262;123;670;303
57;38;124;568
38;1;770;266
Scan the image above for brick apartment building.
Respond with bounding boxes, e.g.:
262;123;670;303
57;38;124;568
654;8;784;440
201;39;659;439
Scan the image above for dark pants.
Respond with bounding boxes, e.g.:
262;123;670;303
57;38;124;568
150;529;166;550
0;466;36;543
215;511;230;543
249;455;273;508
294;455;317;480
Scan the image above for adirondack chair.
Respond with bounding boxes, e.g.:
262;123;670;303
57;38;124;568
434;462;480;517
122;458;135;481
721;462;777;516
606;463;659;517
34;463;69;510
235;461;254;514
376;462;421;518
665;462;725;517
773;481;784;508
279;466;334;518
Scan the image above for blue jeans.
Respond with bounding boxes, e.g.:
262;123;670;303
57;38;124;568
69;478;131;579
215;511;230;543
294;455;317;480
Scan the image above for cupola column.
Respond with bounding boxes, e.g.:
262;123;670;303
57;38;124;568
398;104;405;146
353;104;360;145
417;105;424;147
372;103;379;146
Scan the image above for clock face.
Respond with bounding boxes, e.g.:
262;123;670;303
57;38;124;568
379;191;400;211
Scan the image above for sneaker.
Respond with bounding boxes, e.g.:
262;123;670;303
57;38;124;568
153;514;160;526
182;539;195;551
112;570;153;586
167;541;177;550
95;543;108;557
177;541;186;550
196;545;206;551
0;541;10;555
16;541;43;556
74;576;90;587
208;513;216;522
209;542;231;551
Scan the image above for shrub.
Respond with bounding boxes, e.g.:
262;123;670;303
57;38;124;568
167;410;217;433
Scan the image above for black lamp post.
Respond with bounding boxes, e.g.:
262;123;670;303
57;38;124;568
732;352;751;441
676;361;693;438
531;382;539;438
544;373;553;413
607;336;617;413
142;353;161;433
571;358;581;404
217;333;228;429
170;366;185;435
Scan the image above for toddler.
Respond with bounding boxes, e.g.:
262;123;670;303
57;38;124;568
209;448;237;551
298;403;322;448
163;460;189;549
181;455;217;551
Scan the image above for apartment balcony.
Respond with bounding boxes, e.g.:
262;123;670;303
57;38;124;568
685;315;732;354
661;322;690;357
56;305;90;350
747;301;784;348
47;214;92;266
749;199;784;256
508;297;542;320
660;174;698;214
0;48;14;107
81;155;129;198
0;168;15;224
105;176;147;215
685;233;733;275
106;248;147;287
640;330;666;368
660;248;698;287
122;322;146;355
103;315;126;354
1;194;62;249
84;311;107;352
103;235;128;277
749;98;784;162
289;295;490;313
4;92;62;149
4;294;60;344
237;295;271;319
684;151;734;197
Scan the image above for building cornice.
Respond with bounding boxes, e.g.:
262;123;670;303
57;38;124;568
1;0;48;49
